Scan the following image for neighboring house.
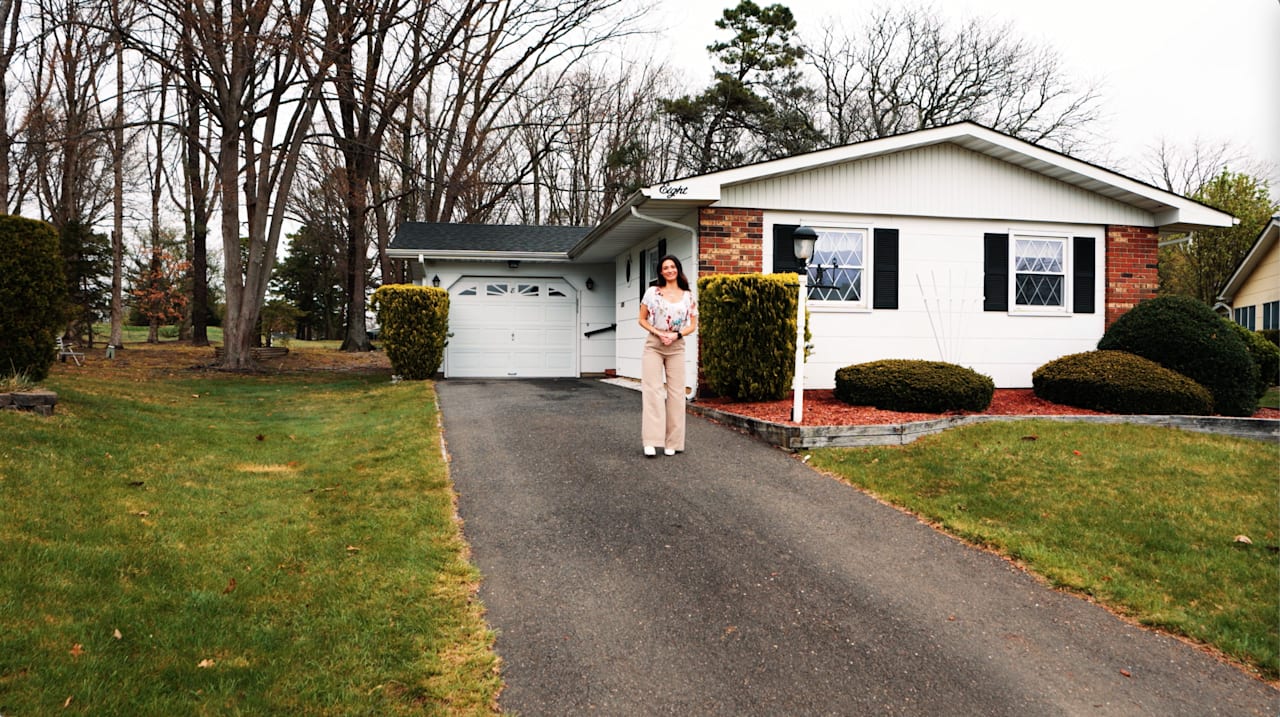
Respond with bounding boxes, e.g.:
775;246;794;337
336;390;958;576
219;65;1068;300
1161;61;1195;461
1218;216;1280;331
388;122;1235;389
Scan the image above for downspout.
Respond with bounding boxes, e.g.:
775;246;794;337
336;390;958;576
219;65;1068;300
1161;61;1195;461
629;205;699;399
630;205;696;243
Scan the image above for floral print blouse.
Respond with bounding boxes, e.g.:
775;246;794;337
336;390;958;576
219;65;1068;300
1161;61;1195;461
642;285;698;334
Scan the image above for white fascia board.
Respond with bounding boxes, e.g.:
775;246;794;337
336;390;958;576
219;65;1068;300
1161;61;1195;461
385;249;571;263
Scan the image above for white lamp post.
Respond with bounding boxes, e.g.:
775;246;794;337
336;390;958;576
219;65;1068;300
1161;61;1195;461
791;226;817;423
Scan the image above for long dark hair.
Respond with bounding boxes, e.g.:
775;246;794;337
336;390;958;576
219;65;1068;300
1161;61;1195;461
651;254;691;291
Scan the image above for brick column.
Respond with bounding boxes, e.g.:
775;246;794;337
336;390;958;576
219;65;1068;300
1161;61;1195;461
698;207;763;274
1105;225;1159;327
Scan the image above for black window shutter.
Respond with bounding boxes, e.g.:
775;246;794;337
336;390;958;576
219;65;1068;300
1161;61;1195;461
872;228;899;310
638;250;646;300
983;233;1009;312
773;224;801;274
1072;236;1095;314
658;238;667;259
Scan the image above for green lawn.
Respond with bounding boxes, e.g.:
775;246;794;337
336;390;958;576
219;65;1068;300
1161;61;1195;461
808;420;1280;678
0;361;498;714
1261;386;1280;410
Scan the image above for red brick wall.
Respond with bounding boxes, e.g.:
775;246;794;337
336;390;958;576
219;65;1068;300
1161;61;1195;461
698;207;763;274
1105;225;1159;327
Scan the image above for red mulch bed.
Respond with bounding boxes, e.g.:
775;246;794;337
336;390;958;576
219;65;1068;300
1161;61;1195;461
696;389;1280;426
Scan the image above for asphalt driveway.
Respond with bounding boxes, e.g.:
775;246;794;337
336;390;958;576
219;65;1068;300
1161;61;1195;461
436;378;1277;716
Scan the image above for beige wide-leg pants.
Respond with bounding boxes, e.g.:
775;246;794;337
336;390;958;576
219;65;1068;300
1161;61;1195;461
641;333;686;451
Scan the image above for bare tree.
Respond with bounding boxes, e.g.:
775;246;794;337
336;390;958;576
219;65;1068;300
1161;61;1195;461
809;6;1101;153
507;62;681;225
400;0;641;226
127;0;336;369
25;0;116;232
316;0;487;352
0;0;23;214
1139;136;1272;196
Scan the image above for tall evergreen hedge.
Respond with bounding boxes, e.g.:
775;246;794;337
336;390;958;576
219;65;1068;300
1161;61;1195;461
697;273;801;401
0;215;69;382
370;284;449;380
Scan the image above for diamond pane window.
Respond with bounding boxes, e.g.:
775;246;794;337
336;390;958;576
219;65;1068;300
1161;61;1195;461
808;229;866;303
1013;238;1065;308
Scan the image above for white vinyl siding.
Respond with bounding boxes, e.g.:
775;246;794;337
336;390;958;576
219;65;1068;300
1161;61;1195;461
725;143;1155;228
766;213;1106;388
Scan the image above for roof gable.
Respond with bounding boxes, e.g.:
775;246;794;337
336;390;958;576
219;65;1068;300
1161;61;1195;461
1219;216;1280;301
571;123;1236;261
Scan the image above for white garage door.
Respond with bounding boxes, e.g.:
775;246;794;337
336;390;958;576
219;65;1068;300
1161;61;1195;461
447;278;578;378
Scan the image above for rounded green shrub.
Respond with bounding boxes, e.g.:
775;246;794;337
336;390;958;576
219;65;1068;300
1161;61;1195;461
370;284;449;380
1224;321;1279;396
834;359;994;413
0;215;69;382
1032;350;1213;415
1097;295;1258;416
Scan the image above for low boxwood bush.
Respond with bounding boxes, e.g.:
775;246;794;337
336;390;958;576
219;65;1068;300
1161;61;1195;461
1032;350;1213;415
834;359;994;413
370;284;449;380
1098;295;1258;416
1225;321;1279;396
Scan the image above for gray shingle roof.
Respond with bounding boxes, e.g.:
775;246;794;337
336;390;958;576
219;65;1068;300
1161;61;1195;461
390;222;591;254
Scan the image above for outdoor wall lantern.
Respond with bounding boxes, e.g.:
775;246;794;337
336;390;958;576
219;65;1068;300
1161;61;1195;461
792;225;818;267
431;274;441;287
585;277;595;291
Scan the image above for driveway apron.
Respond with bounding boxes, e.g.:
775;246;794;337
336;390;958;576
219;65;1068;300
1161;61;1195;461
436;379;1277;716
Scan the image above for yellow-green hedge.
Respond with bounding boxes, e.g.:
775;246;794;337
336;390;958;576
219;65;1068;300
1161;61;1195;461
370;284;449;380
697;273;803;401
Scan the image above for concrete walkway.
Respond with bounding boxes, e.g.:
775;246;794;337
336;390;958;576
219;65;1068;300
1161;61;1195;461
437;378;1277;716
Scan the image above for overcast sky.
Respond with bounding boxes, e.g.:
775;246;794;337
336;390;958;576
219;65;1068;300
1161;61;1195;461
646;0;1280;193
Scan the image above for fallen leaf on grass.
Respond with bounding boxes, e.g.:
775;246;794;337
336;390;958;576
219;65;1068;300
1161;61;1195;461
1072;450;1082;456
197;658;215;668
223;577;237;594
1020;435;1038;441
64;695;73;708
112;629;123;640
1233;535;1253;545
346;545;361;553
69;643;84;658
256;434;265;441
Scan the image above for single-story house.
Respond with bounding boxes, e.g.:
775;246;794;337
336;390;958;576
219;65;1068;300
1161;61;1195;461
1218;216;1279;331
388;122;1235;390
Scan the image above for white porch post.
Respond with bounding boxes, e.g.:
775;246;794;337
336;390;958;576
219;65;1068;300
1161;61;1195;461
792;271;807;423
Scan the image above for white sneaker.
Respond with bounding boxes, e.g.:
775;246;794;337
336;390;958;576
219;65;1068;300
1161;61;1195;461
664;448;676;456
643;446;656;457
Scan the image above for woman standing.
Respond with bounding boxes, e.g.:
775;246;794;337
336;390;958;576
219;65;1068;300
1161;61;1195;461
638;254;698;457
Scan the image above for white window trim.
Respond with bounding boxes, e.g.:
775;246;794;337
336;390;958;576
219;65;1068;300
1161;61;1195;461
806;224;873;311
1009;233;1070;316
